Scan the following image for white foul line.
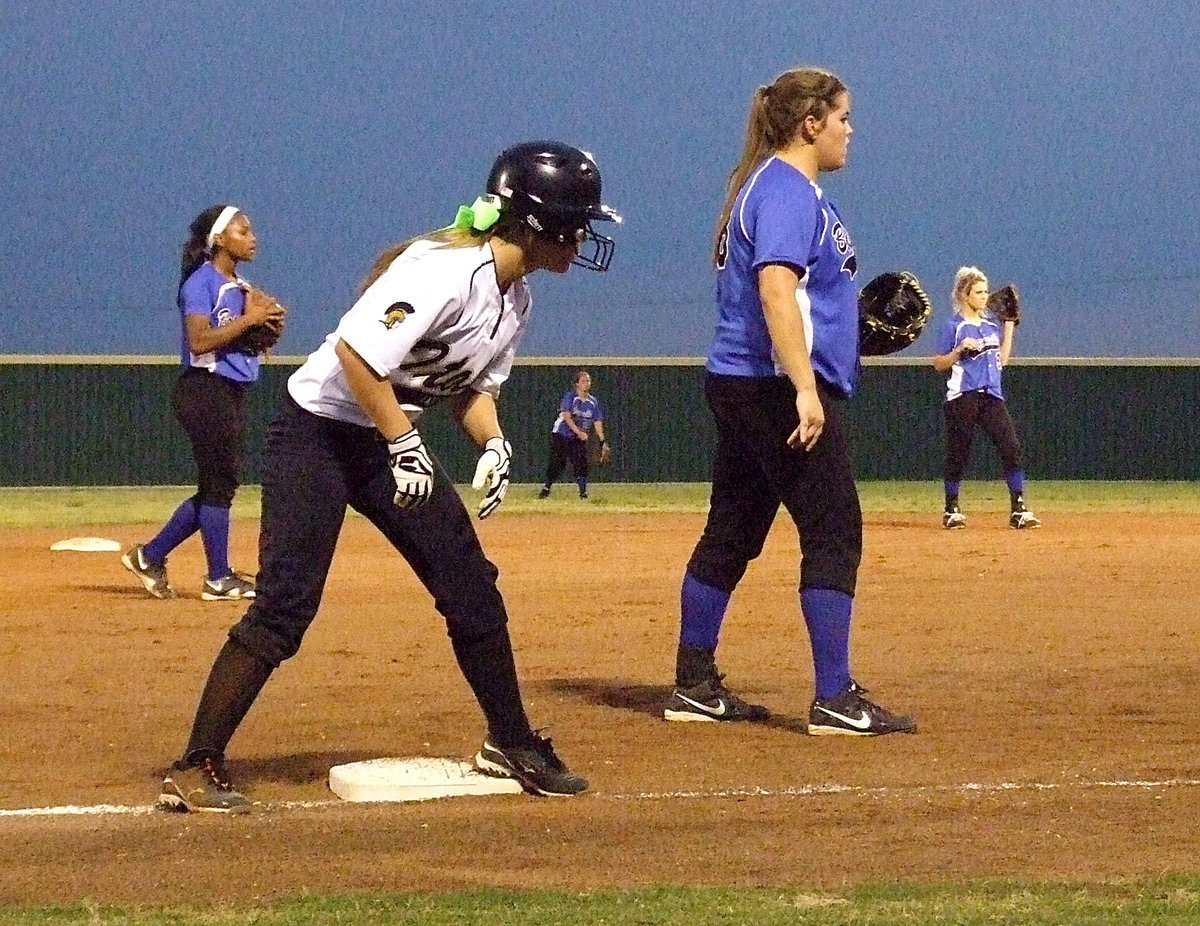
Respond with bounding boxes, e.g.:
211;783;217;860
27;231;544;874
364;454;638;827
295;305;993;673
4;778;1200;817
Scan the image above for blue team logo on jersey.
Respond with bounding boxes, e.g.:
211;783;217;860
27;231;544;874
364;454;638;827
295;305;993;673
830;220;857;280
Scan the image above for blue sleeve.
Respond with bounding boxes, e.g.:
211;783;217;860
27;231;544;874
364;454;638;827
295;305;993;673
748;176;816;276
593;397;604;421
936;317;958;355
559;391;573;413
180;268;215;319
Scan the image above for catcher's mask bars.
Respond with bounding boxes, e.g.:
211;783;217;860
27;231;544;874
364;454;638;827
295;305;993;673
205;206;241;250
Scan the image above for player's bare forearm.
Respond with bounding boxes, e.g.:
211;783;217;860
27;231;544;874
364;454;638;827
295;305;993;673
184;312;265;355
933;346;964;372
334;339;413;441
1000;321;1016;367
594;422;607;443
758;264;817;394
452;390;503;446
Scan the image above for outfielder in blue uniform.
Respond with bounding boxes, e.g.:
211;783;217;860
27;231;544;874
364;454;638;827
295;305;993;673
156;143;620;812
122;205;286;601
664;67;915;736
933;266;1040;529
539;370;609;499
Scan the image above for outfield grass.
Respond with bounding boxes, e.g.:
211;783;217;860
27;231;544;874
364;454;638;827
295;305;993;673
3;481;1200;529
4;880;1200;925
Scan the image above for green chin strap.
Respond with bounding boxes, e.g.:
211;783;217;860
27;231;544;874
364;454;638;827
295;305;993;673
452;194;502;232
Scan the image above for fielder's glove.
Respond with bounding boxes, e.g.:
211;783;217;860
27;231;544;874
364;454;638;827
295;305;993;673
858;271;932;356
597;440;613;466
987;284;1021;326
232;287;287;354
471;436;512;519
388;429;434;508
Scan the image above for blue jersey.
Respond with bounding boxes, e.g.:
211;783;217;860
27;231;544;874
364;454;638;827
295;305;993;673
707;156;859;398
936;312;1005;401
552;391;603;437
178;261;261;383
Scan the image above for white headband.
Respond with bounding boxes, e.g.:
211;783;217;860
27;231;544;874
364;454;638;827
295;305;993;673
205;206;241;250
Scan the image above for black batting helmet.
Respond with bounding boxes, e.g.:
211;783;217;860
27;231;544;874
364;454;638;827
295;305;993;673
487;141;621;271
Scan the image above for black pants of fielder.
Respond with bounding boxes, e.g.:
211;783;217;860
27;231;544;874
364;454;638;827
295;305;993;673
942;390;1022;480
171;367;248;508
686;373;862;597
219;395;533;748
543;432;588;487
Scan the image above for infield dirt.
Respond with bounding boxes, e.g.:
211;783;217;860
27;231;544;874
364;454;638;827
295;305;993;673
2;511;1198;904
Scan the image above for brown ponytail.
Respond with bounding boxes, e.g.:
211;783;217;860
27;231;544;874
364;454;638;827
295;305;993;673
713;68;848;265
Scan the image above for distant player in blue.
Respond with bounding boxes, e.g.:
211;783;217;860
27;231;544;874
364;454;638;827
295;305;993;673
538;370;610;499
122;205;286;601
933;265;1040;530
663;67;916;736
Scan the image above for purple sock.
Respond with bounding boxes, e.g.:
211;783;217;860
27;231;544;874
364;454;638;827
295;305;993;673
144;498;199;564
801;588;853;700
1004;469;1025;495
198;504;232;580
679;572;730;649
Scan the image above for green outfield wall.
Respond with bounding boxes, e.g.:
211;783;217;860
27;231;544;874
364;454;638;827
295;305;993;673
1;357;1196;485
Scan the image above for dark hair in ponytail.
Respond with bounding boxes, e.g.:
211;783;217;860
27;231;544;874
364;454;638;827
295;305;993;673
179;204;231;295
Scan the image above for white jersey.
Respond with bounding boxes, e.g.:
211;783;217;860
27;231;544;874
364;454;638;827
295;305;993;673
289;240;532;427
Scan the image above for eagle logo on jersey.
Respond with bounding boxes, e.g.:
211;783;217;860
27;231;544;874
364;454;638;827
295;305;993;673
830;220;857;280
381;302;413;329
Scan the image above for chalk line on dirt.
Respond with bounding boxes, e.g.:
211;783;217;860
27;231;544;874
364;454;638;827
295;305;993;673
3;777;1200;818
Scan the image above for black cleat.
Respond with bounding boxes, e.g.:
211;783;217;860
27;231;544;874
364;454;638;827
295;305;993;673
808;681;916;736
663;675;770;722
474;731;588;796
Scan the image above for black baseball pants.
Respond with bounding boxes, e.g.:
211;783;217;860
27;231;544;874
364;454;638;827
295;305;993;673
543;432;588;486
171;368;248;508
943;391;1022;480
687;373;862;597
228;395;532;746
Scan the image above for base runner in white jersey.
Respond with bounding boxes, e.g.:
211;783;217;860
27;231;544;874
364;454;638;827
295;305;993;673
155;142;621;812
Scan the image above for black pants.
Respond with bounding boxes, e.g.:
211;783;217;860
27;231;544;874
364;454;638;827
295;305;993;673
687;373;862;597
943;391;1022;480
171;368;248;508
543;432;588;487
228;396;531;745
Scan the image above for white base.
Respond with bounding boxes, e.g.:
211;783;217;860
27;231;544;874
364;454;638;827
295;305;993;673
50;537;122;552
328;756;523;802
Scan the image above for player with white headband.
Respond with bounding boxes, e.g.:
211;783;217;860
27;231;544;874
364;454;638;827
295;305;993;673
122;204;287;602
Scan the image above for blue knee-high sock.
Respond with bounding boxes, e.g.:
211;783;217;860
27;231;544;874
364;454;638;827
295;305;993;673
577;476;588;495
944;479;962;507
144;498;199;564
197;504;232;580
801;588;853;700
679;572;731;649
1004;469;1025;498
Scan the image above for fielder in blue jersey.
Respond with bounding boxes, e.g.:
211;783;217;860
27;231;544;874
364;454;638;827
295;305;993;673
538;370;610;499
933;266;1040;529
122;205;286;601
664;67;915;736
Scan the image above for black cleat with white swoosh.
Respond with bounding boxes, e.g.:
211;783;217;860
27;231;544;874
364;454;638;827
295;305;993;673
663;676;770;723
807;680;917;736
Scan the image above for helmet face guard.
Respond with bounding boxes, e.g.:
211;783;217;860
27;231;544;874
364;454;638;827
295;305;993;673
574;223;615;272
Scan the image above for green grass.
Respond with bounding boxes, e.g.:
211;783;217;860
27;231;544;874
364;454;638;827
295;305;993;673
5;880;1200;925
3;481;1200;528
